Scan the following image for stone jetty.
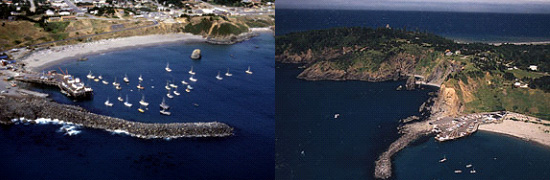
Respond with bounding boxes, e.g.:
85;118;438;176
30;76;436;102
0;95;233;139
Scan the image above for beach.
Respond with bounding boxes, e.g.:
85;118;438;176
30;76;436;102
20;33;206;71
479;118;550;147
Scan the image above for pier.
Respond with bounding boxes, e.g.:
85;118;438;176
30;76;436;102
0;95;233;138
14;70;93;99
431;112;506;142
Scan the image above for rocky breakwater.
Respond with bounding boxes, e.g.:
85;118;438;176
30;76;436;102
0;95;234;139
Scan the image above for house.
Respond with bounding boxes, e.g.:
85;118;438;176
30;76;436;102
514;82;521;87
529;65;538;71
59;11;71;16
46;9;55;16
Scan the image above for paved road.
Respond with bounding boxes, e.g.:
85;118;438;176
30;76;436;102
64;0;84;13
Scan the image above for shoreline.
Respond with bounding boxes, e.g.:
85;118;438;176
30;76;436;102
20;33;207;71
479;118;550;147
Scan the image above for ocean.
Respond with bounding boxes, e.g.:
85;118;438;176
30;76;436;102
275;9;550;179
276;9;550;43
0;33;274;179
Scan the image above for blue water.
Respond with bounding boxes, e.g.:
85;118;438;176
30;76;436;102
276;9;550;179
276;64;435;179
276;9;550;42
0;33;274;179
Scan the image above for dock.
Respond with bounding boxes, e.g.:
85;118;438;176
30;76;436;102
14;70;93;99
431;112;506;142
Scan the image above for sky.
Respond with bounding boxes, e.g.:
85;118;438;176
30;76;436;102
276;0;550;14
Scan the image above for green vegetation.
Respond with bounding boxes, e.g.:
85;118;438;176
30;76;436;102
276;27;550;119
184;18;213;35
210;23;248;36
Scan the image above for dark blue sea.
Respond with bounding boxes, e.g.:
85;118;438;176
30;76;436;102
277;9;550;43
0;33;274;179
276;9;550;179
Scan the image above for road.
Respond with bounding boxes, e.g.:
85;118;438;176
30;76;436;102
64;0;84;13
27;0;36;12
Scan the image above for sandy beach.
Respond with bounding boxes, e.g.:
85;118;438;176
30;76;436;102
479;119;550;147
20;33;206;71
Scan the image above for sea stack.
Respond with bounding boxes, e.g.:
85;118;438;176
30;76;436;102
191;49;201;60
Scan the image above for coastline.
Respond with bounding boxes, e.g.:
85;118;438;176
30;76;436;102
479;119;550;147
20;33;206;71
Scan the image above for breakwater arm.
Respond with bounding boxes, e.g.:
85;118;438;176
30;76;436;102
0;95;233;139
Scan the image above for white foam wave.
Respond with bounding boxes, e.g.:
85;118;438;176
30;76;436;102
12;117;81;136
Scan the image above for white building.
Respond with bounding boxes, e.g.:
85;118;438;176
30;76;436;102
45;9;55;16
529;65;538;71
59;11;71;16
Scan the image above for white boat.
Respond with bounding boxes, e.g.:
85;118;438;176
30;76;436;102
138;74;143;82
181;80;188;85
165;81;171;90
139;95;149;106
104;98;113;107
187;85;193;89
334;114;340;119
98;75;103;80
454;170;462;174
160;109;171;116
138;106;145;113
470;168;476;174
185;88;191;93
439;156;447;163
188;66;195;75
115;85;121;90
86;71;95;79
466;164;472;168
216;71;223;80
123;74;129;83
160;97;170;109
112;77;120;86
169;83;178;88
225;68;233;76
189;75;197;82
245;66;253;74
166;92;174;99
173;87;180;96
124;95;132;107
102;80;109;85
165;62;172;72
137;83;144;89
117;95;124;102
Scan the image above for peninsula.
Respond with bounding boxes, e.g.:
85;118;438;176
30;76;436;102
276;27;550;179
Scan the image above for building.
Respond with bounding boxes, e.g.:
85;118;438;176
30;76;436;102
59;11;71;16
45;9;55;16
529;65;538;71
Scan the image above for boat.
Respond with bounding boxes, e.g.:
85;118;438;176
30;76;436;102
439;156;447;163
139;95;149;106
160;109;171;116
186;85;193;89
169;83;178;88
189;75;197;82
138;107;145;113
124;95;132;107
173;87;180;96
188;66;195;75
104;98;113;107
165;62;172;72
225;68;233;76
166;91;174;99
137;83;145;89
165;81;171;90
117;95;123;102
160;97;170;109
102;80;109;85
115;85;122;90
454;170;462;174
86;71;95;79
216;71;223;80
94;78;99;82
123;74;129;83
245;66;253;74
181;79;188;85
185;88;191;93
466;164;472;168
138;74;143;82
470;168;476;174
334;114;340;119
112;77;120;86
98;75;103;80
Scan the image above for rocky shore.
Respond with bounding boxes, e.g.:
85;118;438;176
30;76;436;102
0;95;234;139
206;32;258;45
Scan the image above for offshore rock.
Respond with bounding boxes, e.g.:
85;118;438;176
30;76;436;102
191;49;201;60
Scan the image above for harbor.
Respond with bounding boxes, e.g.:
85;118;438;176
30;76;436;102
431;112;506;142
